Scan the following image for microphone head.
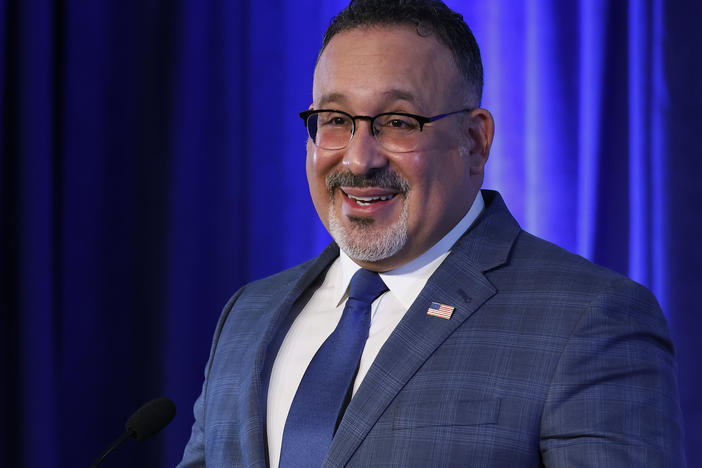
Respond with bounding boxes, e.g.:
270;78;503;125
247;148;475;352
125;397;176;441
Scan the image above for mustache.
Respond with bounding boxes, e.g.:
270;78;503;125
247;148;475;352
325;169;411;198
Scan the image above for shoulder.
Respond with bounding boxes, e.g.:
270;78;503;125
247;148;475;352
518;233;683;463
480;231;682;462
479;227;671;351
216;242;339;325
505;230;656;306
240;256;320;297
233;241;339;298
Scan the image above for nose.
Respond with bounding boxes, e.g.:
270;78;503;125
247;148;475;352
342;120;389;175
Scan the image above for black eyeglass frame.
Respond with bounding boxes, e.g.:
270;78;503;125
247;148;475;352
298;108;472;150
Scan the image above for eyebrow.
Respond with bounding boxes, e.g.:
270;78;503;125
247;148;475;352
317;89;420;110
381;89;418;106
317;92;348;108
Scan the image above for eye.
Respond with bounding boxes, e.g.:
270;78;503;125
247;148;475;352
388;119;411;128
319;113;351;127
376;114;418;131
331;116;348;126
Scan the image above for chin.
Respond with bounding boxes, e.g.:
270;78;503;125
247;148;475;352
328;205;408;263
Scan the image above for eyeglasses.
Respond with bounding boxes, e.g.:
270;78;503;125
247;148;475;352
299;108;471;153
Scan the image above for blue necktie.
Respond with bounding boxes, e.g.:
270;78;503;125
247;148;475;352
279;268;388;467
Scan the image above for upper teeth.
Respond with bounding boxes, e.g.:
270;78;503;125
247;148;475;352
349;194;395;204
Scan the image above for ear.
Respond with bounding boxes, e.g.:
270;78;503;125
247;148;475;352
465;108;494;176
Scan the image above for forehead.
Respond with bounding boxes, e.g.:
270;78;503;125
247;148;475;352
313;26;461;112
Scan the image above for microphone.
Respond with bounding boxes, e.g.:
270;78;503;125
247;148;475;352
90;397;176;468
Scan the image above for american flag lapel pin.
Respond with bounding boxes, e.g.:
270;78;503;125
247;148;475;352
427;302;455;320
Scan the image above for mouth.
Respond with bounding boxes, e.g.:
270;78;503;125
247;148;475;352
325;169;410;220
342;190;398;206
340;187;400;207
326;169;410;199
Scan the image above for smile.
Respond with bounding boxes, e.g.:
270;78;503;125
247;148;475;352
346;193;396;205
339;186;401;208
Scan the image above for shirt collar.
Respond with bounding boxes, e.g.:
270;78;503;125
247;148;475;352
334;191;485;308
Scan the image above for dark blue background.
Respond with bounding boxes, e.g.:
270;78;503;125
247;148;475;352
1;0;700;466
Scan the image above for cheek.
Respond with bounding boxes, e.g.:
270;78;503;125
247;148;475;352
401;150;468;211
306;143;341;179
392;152;434;197
305;142;316;181
307;147;325;195
306;145;339;223
391;152;428;180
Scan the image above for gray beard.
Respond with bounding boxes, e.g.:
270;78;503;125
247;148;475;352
328;199;409;262
324;168;411;262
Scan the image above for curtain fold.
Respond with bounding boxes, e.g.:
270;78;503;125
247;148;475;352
1;1;700;466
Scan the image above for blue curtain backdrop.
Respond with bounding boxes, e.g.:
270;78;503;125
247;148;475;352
1;0;700;466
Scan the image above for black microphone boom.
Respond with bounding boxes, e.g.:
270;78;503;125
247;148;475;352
90;397;176;468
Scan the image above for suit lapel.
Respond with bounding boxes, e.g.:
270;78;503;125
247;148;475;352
326;191;521;466
237;243;340;467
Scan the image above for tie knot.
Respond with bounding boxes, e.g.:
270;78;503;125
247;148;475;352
348;269;388;305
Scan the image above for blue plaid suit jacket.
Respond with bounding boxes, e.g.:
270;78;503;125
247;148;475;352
178;190;685;467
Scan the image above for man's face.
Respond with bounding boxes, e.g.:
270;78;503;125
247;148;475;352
307;26;492;271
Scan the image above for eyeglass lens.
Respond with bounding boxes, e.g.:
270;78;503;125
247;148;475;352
306;111;421;152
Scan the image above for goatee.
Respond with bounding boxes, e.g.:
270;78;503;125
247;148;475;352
325;169;410;262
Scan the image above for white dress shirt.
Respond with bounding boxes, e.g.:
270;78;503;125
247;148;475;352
266;192;485;468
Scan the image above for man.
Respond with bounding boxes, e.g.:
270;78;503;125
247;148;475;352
179;1;684;466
